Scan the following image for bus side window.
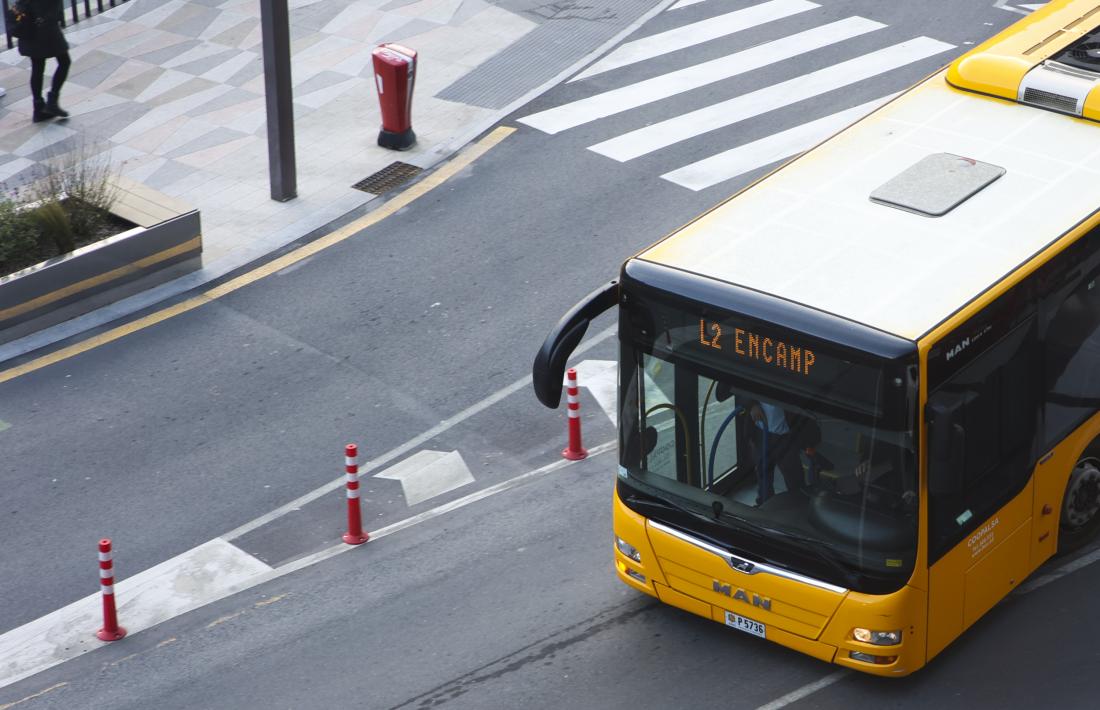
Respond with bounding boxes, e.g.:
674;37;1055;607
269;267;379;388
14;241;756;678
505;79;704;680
928;319;1039;561
640;354;681;481
699;376;739;487
1044;273;1100;446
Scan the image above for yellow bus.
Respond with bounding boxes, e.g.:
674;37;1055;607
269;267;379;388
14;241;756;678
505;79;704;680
532;0;1100;676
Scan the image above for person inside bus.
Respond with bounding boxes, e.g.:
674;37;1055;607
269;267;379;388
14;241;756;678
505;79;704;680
749;401;806;505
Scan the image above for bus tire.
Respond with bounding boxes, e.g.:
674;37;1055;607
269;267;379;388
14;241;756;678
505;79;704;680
1057;441;1100;555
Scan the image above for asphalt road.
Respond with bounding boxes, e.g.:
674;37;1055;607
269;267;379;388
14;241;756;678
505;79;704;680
6;1;1094;707
4;445;1098;709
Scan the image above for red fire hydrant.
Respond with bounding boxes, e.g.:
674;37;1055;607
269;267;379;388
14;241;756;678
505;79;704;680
371;44;417;150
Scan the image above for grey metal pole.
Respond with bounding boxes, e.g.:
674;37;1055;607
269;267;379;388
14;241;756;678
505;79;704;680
259;0;296;201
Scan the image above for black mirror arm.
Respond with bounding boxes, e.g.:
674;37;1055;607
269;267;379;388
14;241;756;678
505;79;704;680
532;280;619;408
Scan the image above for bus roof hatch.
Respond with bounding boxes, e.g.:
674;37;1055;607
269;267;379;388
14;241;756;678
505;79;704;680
869;154;1006;218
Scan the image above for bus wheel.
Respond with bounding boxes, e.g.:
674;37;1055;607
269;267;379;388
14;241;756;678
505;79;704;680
1058;448;1100;554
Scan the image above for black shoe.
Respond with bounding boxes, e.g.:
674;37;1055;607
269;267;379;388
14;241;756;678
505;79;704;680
46;92;68;118
32;101;56;123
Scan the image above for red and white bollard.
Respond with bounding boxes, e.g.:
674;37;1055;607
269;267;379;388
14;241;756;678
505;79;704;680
562;368;588;461
343;444;370;545
96;538;126;641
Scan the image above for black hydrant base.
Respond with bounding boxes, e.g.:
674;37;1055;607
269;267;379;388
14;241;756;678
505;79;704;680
378;128;416;151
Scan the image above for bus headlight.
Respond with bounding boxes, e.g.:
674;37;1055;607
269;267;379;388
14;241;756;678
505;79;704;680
615;536;642;563
853;628;902;645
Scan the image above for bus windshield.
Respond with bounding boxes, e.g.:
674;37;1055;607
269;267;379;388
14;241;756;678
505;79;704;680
618;326;919;593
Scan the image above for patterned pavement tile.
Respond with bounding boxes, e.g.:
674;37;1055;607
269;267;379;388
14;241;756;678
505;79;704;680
159;3;223;38
135;38;204;66
0;0;647;317
205;16;260;47
67;51;132;90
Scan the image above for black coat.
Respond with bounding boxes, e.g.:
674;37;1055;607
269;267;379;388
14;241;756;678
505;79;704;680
17;0;68;59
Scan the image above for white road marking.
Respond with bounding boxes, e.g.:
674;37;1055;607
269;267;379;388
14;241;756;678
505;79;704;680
661;93;899;190
0;443;618;688
0;539;271;690
746;543;1100;707
994;1;1047;14
374;450;475;506
754;670;849;710
368;440;617;542
572;359;619;425
221;323;617;541
521;16;885;134
224;441;618;591
1018;545;1100;595
571;0;820;82
669;0;707;9
589;36;955;162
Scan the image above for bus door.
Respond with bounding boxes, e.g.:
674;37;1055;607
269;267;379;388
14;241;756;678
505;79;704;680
924;317;1039;659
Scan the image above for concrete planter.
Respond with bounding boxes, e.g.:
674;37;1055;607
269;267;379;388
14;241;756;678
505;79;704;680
0;177;202;345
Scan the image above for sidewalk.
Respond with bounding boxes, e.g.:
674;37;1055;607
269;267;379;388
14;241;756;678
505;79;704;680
0;0;665;361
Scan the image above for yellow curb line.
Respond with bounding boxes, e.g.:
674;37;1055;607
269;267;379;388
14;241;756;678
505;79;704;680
0;126;516;386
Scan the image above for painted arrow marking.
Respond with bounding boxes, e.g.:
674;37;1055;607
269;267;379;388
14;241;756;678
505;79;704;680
374;450;475;506
572;359;618;425
994;1;1047;14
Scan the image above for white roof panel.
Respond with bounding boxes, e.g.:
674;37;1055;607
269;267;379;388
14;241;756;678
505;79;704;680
640;71;1100;340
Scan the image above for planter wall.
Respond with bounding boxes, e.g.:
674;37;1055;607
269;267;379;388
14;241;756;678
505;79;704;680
0;177;202;345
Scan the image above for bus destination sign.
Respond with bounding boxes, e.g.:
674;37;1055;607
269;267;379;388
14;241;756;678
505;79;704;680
633;295;892;419
698;319;817;378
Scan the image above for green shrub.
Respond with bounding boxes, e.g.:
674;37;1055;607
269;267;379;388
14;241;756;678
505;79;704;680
26;200;73;255
0;200;40;269
27;139;118;241
2;139;123;276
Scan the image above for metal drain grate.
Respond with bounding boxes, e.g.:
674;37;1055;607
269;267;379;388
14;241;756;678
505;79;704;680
352;162;423;194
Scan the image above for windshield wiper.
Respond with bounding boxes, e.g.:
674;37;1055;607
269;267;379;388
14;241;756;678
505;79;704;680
621;488;853;583
623;492;715;528
719;515;860;588
624;493;787;565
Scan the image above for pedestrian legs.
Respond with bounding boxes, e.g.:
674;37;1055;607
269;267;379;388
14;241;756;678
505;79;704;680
46;52;71;117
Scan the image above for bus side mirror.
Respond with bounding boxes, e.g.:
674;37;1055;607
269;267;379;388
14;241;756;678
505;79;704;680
927;395;967;496
533;280;619;408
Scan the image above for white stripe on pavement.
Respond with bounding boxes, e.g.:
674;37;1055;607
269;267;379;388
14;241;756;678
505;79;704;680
662;93;899;190
521;16;886;134
755;671;849;710
590;36;955;162
0;539;272;690
0;443;620;691
571;0;820;82
1018;546;1100;594
669;0;707;9
220;323;618;542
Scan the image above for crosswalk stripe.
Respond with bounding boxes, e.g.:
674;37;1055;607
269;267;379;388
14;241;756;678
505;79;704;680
589;36;955;162
669;0;708;9
661;93;899;190
519;16;886;135
571;0;820;82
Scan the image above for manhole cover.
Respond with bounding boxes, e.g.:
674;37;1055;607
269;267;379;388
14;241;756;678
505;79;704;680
352;162;423;194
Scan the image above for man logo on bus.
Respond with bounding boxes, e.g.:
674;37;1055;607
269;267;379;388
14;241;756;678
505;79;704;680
945;337;970;362
713;581;772;611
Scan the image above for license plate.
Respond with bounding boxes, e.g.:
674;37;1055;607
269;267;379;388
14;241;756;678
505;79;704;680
725;611;766;638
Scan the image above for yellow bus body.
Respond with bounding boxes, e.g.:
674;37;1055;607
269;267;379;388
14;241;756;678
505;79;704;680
609;0;1100;676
